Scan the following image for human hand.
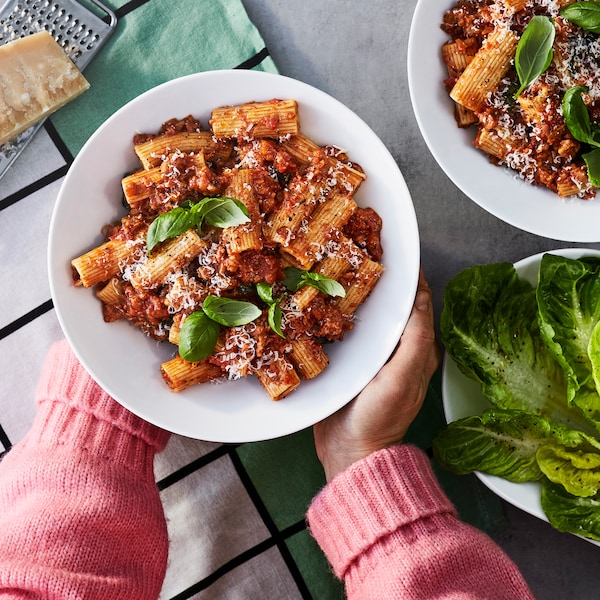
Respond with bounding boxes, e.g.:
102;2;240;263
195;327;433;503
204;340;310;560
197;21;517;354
313;268;440;481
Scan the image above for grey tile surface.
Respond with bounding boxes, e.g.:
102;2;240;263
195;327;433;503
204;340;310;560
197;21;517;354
241;0;600;597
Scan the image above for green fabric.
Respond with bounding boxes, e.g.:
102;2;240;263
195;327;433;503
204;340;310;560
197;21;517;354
286;530;345;599
406;368;508;536
238;369;506;544
234;374;507;593
237;430;344;596
236;427;326;530
50;0;277;156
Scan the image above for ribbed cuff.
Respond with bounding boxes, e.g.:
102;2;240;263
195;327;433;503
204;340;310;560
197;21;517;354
28;340;171;466
306;445;456;578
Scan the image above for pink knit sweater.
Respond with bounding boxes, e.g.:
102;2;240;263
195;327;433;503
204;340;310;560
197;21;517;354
0;341;170;599
0;341;535;598
307;446;536;599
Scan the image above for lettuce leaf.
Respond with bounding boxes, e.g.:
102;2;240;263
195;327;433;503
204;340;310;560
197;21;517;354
434;408;600;487
438;257;600;540
537;441;600;497
441;263;580;429
542;479;600;541
537;253;600;428
433;409;549;481
588;320;600;422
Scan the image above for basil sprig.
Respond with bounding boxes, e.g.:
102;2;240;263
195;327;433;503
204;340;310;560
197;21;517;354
178;296;261;362
147;196;250;253
514;16;556;98
178;268;346;360
560;1;600;33
256;282;284;338
562;85;600;186
282;267;346;298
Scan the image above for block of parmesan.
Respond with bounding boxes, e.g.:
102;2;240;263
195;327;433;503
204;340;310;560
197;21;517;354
0;31;90;146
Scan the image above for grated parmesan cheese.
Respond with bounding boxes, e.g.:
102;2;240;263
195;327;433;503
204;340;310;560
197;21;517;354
118;238;148;282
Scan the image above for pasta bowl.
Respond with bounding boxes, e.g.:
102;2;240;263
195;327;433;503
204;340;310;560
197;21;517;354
408;0;600;243
48;69;420;442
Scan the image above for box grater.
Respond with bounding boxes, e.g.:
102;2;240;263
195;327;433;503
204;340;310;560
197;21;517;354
0;0;117;180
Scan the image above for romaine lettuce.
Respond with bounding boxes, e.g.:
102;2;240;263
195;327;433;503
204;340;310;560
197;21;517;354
437;255;600;541
440;262;583;430
433;408;600;487
537;253;600;428
537;444;600;497
433;409;549;482
542;479;600;541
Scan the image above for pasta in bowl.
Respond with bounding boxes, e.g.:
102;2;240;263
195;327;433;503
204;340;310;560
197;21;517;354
408;0;600;242
48;70;419;442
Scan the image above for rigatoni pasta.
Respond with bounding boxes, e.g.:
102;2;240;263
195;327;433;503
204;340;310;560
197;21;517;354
71;99;384;401
441;0;600;198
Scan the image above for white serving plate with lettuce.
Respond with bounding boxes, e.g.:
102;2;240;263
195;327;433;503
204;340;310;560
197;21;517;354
48;70;420;443
442;248;600;544
408;0;600;243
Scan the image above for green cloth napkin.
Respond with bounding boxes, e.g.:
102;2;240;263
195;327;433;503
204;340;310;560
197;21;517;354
50;0;277;156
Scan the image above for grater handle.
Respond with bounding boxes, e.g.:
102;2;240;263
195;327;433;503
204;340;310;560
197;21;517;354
75;0;117;69
87;0;118;28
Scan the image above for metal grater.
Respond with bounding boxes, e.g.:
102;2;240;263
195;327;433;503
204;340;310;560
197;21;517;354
0;0;117;180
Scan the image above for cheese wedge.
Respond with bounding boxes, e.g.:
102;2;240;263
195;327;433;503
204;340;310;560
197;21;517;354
0;31;90;145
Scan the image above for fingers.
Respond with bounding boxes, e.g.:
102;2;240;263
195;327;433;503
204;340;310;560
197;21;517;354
313;267;440;482
414;267;435;313
387;268;439;380
363;269;438;417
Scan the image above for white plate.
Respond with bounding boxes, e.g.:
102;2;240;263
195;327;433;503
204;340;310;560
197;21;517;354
48;70;420;442
442;248;600;544
408;0;600;243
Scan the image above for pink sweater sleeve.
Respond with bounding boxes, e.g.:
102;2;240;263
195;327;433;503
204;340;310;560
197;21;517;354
0;340;171;600
307;444;536;600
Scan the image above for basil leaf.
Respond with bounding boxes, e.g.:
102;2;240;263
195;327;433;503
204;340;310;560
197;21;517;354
583;148;600;186
268;302;284;338
514;16;555;98
560;1;600;34
146;196;249;253
256;282;275;304
282;267;305;292
202;295;261;327
562;86;600;149
178;310;220;362
302;271;346;297
146;207;196;253
256;283;286;337
592;121;600;146
199;197;250;228
282;267;346;297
